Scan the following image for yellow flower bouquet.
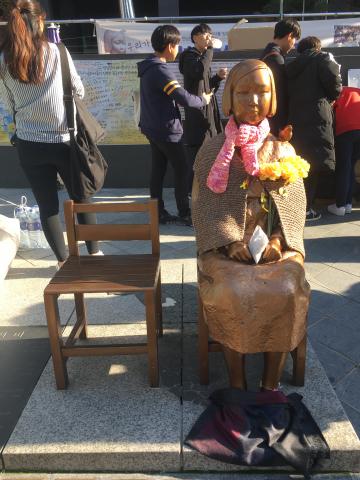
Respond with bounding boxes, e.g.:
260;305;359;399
258;155;310;184
241;155;310;236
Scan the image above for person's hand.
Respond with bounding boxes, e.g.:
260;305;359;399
261;237;282;263
227;241;252;263
217;67;228;80
202;91;213;105
278;124;293;142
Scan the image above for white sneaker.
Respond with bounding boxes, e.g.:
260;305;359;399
327;204;345;216
345;204;352;214
91;250;104;256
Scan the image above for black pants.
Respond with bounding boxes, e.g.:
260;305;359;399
17;139;99;262
148;138;190;217
335;130;360;207
186;144;201;195
304;171;320;211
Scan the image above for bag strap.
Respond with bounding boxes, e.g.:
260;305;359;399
261;50;282;62
56;43;75;140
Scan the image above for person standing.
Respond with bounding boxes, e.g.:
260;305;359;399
260;19;301;137
0;0;102;268
328;86;360;216
286;36;342;221
179;23;227;193
138;25;212;226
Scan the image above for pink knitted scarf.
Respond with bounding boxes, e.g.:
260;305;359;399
206;116;270;193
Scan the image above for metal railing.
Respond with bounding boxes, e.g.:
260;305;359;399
1;11;360;25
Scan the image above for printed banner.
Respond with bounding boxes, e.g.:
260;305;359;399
96;21;233;54
96;17;360;54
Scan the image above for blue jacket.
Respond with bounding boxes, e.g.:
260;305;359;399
137;54;206;142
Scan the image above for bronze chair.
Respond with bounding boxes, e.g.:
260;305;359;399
198;292;306;386
44;199;162;389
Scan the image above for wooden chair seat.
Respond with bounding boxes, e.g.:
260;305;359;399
46;255;160;294
44;199;162;390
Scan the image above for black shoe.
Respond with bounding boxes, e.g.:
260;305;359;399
176;214;193;227
159;209;178;224
306;209;321;221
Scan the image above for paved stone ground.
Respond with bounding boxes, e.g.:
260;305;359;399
0;474;360;480
0;187;359;476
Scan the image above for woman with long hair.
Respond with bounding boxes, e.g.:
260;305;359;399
0;0;101;267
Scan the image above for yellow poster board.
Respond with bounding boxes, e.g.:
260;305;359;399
0;58;147;146
74;58;146;145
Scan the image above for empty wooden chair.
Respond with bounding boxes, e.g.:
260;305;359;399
44;199;162;389
198;293;306;386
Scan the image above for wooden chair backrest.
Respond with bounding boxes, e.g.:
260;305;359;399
64;199;160;256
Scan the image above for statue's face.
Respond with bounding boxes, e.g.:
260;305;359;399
231;68;272;125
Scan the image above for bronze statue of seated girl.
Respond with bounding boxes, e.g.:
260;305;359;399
192;59;310;391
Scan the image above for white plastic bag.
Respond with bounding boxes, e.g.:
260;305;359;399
0;214;20;281
132;90;141;130
248;225;269;264
14;196;48;249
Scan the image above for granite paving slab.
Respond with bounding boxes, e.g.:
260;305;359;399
181;326;360;473
303;220;360;265
309;339;356;385
0;474;359;480
326;297;360;325
309;313;360;364
0;327;50;456
2;325;182;473
342;403;360;439
324;257;360;278
307;307;329;328
304;261;330;281
0;258;74;327
335;369;360;418
158;261;182;326
67;293;146;326
311;265;360;300
307;279;350;316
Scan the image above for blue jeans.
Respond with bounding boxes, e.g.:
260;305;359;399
335;130;360;207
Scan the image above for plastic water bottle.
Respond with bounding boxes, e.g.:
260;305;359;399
28;206;44;248
33;205;47;248
15;207;30;249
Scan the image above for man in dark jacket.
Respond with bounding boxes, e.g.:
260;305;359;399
138;25;212;225
179;23;227;193
260;19;301;137
286;36;342;221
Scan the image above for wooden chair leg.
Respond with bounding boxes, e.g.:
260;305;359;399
74;293;87;339
291;334;307;386
198;292;209;385
155;270;163;338
44;293;68;389
145;290;159;387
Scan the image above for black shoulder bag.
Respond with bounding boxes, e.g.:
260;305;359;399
57;43;108;201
